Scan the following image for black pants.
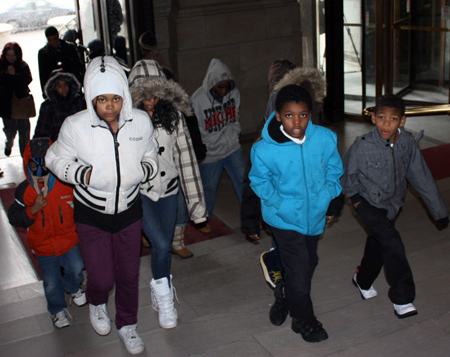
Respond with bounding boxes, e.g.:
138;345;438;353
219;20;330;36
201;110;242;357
355;199;415;304
2;118;30;156
272;227;319;321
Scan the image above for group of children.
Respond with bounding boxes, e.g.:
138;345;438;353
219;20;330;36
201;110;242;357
5;53;449;355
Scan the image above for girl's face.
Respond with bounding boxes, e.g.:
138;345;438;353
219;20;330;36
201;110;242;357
5;49;17;64
54;79;69;98
93;94;123;126
142;97;159;116
275;101;311;140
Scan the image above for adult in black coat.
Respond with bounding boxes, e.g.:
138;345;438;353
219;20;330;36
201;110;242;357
0;42;33;157
38;26;85;98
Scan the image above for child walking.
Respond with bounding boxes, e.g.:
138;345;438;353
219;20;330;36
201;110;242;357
341;94;448;318
8;138;86;328
45;56;159;355
249;85;343;342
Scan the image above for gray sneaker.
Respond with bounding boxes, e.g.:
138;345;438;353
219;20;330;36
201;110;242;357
71;288;87;306
52;310;70;328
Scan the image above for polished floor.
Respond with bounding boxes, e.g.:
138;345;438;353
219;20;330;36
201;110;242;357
0;114;449;356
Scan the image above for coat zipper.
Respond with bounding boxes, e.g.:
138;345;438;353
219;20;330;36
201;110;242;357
300;144;309;233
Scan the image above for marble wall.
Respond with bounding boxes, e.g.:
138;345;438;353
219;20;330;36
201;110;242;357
152;0;303;135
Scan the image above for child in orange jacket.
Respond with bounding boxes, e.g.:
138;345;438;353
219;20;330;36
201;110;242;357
8;137;85;328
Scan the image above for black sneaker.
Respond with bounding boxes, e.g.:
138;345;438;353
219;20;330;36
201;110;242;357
269;281;289;326
260;249;283;288
4;147;11;157
291;317;328;343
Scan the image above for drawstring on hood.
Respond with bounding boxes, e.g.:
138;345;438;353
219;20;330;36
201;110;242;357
84;56;132;127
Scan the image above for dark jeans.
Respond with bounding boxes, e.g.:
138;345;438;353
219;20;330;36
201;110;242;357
272;227;319;321
2;117;30;156
141;194;178;280
354;199;415;304
76;219;142;329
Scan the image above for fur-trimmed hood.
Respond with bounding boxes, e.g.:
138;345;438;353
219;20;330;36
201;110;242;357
274;67;325;102
129;60;192;117
44;71;82;102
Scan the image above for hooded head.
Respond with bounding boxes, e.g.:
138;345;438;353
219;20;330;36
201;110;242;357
23;138;55;196
202;59;236;101
84;56;132;126
44;71;82;102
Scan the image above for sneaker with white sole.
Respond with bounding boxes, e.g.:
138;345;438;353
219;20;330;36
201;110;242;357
52;310;70;328
150;276;178;329
71;288;87;306
393;303;418;319
260;249;283;289
118;324;145;355
89;303;111;335
352;269;377;300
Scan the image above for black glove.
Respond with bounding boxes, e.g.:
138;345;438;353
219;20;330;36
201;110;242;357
436;217;449;230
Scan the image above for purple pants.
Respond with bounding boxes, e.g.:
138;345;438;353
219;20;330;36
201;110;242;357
76;219;142;329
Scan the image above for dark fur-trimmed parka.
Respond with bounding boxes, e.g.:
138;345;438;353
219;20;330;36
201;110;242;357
34;71;86;141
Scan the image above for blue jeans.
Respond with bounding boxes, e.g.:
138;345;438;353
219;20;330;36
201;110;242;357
141;194;178;279
175;184;189;226
199;147;245;219
36;245;84;315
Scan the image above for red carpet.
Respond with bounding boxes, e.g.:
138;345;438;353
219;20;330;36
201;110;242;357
0;187;233;275
421;143;450;181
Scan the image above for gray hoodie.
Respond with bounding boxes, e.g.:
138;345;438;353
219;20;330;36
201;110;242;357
191;58;241;163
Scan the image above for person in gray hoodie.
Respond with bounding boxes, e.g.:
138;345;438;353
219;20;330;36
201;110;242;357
191;58;245;231
341;94;448;319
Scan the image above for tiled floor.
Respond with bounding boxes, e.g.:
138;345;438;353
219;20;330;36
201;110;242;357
0;114;449;356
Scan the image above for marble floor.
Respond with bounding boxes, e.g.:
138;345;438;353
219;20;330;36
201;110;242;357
0;114;449;356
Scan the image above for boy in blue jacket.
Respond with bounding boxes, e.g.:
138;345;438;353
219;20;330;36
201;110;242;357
341;94;448;319
249;85;343;342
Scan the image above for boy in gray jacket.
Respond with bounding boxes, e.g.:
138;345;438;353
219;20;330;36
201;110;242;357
341;94;448;319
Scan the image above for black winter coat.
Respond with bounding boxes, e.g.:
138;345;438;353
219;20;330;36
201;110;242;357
0;59;32;118
38;40;85;96
34;72;86;142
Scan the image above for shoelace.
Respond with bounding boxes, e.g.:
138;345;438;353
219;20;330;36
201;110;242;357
94;305;109;321
270;271;283;284
157;287;180;314
69;289;84;306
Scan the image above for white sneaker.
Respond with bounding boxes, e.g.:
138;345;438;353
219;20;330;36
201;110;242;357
71;288;87;306
52;310;70;328
89;303;111;335
150;276;178;329
352;273;377;299
393;303;418;319
118;324;145;355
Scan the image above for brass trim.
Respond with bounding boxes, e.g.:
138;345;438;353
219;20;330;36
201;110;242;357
364;104;450;118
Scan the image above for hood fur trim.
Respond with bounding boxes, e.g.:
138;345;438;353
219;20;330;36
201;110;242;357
274;67;325;102
44;72;82;102
130;77;192;117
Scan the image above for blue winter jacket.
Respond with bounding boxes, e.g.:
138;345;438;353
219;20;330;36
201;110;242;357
249;113;343;236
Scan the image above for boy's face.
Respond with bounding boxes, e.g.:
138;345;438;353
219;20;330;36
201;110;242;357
93;94;123;125
46;35;59;49
372;106;406;142
214;81;231;97
275;101;311;140
55;79;69;98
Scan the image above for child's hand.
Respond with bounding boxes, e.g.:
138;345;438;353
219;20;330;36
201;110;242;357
326;215;335;224
7;65;15;75
30;193;48;215
353;202;361;209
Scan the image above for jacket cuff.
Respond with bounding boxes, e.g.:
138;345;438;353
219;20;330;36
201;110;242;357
141;162;154;183
349;194;362;205
436;217;449;229
26;206;35;219
75;165;91;185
